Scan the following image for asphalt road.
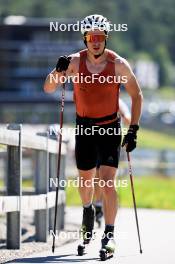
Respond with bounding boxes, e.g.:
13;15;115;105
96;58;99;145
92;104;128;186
7;207;175;264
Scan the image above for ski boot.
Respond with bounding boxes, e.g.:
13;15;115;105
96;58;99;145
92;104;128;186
99;228;115;261
95;205;103;228
77;205;95;256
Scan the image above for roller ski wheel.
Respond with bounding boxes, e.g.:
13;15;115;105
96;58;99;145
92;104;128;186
99;248;114;261
77;244;85;256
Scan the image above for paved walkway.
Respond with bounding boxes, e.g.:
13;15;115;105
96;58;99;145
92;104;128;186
7;207;175;264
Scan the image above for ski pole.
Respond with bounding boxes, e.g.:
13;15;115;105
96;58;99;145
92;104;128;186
126;152;143;254
52;74;66;253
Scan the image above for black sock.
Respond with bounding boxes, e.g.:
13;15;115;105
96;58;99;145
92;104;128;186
104;225;114;237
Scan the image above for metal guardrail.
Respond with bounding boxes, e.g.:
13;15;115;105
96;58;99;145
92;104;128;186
0;124;67;249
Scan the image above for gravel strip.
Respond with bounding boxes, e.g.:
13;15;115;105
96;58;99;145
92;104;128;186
0;212;80;264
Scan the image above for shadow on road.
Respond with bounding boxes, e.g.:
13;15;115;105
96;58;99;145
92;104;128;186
7;254;100;263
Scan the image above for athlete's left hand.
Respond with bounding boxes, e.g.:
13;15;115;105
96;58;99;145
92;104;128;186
122;125;139;152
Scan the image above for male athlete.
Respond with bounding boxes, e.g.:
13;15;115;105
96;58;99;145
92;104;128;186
44;14;143;256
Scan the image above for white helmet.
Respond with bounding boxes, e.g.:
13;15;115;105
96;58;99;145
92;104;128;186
81;14;110;35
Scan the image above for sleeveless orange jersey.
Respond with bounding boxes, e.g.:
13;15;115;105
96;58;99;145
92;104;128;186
73;49;120;118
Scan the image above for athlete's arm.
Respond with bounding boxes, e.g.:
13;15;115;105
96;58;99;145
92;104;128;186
115;57;143;125
43;53;79;93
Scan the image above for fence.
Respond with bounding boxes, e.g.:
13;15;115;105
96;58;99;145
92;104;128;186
0;124;67;249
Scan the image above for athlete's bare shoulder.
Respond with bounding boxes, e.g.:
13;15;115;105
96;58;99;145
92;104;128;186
106;49;130;68
111;51;133;78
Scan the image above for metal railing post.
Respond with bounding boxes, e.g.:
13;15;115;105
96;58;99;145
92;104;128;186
6;124;22;249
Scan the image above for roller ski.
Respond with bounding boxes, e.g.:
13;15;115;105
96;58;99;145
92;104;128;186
77;205;95;256
95;205;103;228
99;227;115;261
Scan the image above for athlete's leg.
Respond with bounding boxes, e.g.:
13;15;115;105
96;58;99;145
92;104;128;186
99;165;118;225
77;168;96;244
78;168;96;206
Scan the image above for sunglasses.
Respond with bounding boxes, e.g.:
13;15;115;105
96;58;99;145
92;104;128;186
84;34;108;43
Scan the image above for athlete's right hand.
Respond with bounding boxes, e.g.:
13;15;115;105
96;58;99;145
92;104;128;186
56;56;71;72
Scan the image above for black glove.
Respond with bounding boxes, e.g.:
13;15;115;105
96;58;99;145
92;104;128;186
122;124;139;152
56;56;71;72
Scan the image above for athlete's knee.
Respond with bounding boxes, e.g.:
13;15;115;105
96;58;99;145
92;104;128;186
79;179;94;189
102;181;116;196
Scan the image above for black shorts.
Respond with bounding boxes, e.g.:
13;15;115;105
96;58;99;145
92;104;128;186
75;117;121;170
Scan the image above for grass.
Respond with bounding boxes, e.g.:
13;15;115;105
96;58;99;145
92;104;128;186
66;176;175;210
119;176;175;209
138;128;175;150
